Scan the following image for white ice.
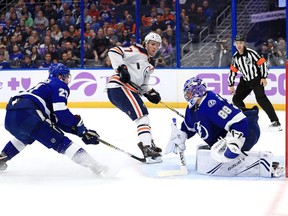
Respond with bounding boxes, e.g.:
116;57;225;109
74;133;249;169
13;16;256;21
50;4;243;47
0;108;287;216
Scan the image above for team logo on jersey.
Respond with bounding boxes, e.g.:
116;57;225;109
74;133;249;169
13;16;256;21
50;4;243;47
207;99;216;108
70;72;97;96
245;57;252;65
194;121;209;140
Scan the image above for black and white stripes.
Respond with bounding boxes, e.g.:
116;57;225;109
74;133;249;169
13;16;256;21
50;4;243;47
228;47;268;86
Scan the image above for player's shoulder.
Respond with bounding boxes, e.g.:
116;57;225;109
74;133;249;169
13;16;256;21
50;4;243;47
131;44;148;55
201;91;220;108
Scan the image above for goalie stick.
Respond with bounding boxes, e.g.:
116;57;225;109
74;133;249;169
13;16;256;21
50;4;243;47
157;151;188;177
98;138;146;163
157;118;188;177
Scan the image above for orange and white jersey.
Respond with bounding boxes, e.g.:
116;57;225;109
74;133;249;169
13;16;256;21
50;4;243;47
107;44;155;94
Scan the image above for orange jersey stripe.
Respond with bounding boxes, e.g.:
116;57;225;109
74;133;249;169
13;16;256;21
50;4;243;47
122;87;143;118
108;75;138;93
110;47;124;57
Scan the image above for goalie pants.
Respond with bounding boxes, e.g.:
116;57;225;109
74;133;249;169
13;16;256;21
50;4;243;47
3;98;72;160
232;76;279;122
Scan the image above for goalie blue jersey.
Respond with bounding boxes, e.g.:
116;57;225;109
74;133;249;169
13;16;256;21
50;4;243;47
181;91;249;147
9;77;78;130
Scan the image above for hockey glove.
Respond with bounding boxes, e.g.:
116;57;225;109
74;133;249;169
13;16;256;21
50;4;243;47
144;89;161;104
82;129;100;145
72;115;87;137
164;122;187;154
117;64;130;83
210;137;243;163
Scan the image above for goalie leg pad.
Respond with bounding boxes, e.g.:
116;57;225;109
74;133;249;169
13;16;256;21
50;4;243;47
197;145;276;177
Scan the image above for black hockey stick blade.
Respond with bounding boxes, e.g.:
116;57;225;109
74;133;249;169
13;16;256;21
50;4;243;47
98;138;146;163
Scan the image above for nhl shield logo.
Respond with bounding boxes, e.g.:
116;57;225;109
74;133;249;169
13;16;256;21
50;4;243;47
245;57;251;65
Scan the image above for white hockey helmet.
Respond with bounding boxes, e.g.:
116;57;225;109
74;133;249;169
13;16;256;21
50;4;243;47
144;32;162;45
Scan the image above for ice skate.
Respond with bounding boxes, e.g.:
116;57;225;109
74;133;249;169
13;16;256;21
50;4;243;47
138;142;162;164
269;121;282;131
90;164;110;177
271;162;284;177
0;153;8;171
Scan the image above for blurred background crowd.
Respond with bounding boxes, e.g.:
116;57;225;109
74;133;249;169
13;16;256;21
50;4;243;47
0;0;286;69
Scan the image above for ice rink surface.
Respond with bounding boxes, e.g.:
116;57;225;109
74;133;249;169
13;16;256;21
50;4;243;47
0;108;287;216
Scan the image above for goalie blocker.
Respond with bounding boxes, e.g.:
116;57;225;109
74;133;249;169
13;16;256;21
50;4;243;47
196;144;284;177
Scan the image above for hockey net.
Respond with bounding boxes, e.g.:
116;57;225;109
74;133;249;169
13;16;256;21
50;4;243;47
285;60;288;178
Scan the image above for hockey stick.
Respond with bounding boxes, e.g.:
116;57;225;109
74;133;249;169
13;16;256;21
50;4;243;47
98;138;146;163
159;101;185;118
157;118;188;177
129;81;185;118
158;151;188;177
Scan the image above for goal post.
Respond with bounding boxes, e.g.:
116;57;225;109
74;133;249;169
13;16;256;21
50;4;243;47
285;60;288;178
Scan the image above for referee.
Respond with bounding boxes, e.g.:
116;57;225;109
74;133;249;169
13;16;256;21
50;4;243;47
228;34;282;131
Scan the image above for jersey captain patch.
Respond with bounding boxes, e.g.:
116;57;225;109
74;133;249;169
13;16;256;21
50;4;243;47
207;99;216;108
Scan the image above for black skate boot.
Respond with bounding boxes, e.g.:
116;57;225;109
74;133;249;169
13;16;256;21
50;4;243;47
151;140;162;154
0;153;8;171
138;142;162;164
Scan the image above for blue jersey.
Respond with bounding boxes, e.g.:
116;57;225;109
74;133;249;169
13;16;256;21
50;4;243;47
181;91;248;147
11;77;78;131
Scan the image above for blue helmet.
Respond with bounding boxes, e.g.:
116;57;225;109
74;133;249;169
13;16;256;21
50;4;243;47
48;63;70;79
183;77;207;108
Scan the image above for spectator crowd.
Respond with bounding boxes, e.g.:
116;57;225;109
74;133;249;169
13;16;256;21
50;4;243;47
0;0;285;69
0;0;223;69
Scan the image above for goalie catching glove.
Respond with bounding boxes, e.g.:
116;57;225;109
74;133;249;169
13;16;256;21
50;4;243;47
165;122;187;154
117;64;130;83
72;115;100;145
210;130;245;163
144;88;161;104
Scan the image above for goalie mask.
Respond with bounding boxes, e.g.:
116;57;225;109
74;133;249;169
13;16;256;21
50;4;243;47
183;77;207;108
49;63;71;83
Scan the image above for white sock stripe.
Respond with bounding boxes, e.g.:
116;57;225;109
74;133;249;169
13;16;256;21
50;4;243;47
11;138;26;152
64;142;81;159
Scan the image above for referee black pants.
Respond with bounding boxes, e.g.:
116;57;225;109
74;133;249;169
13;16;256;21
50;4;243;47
232;76;279;122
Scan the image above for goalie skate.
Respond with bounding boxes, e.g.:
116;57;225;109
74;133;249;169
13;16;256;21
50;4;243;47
0;153;8;171
271;162;284;177
138;142;162;164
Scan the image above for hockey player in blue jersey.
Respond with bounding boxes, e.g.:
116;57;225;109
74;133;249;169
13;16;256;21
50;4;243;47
165;77;284;177
0;63;108;176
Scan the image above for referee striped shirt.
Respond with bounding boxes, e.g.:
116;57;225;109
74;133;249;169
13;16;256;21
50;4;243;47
228;47;268;86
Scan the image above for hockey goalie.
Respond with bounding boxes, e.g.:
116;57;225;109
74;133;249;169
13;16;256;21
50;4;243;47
165;77;284;178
